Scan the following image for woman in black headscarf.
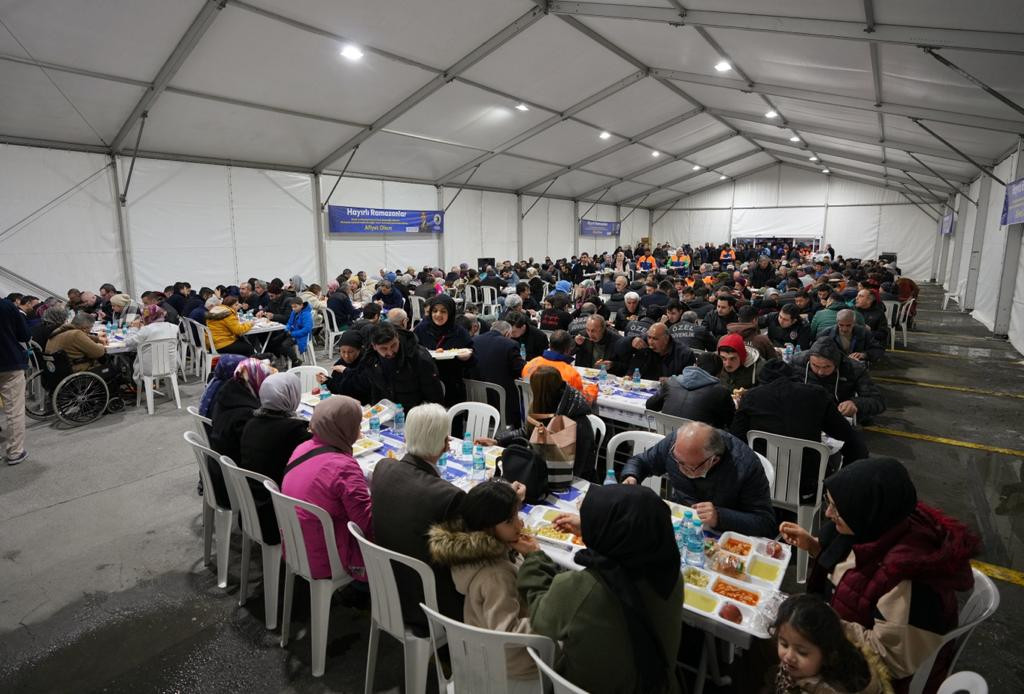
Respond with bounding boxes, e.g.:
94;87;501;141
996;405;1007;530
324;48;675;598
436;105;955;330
780;458;978;692
413;293;474;407
320;330;369;403
517;484;684;693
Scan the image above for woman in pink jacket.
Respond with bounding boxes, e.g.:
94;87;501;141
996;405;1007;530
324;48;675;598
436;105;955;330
282;395;373;584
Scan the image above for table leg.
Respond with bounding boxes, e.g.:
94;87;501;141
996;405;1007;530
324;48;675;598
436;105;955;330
705;633;732;687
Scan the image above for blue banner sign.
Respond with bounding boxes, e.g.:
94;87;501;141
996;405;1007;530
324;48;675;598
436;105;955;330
1000;177;1024;226
327;205;443;234
939;212;955;235
579;219;621;237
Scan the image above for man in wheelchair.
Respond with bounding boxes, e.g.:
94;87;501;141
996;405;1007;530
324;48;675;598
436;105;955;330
42;313;132;415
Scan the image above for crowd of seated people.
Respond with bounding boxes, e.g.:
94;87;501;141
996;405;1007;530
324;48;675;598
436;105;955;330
2;239;975;693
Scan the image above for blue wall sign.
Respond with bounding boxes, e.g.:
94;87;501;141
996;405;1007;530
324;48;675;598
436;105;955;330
327;205;444;234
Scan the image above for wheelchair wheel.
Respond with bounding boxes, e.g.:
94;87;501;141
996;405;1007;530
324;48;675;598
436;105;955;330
25;371;55;420
53;372;110;427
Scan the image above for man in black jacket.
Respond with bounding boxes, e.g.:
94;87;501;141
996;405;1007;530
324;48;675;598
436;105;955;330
703;294;738;340
670;311;714;351
471;320;526;428
791;337;885;422
759;303;812;350
360;323;444;411
645;353;734;428
620;322;695;379
853;288;890;346
573;314;624;369
750;256;776;289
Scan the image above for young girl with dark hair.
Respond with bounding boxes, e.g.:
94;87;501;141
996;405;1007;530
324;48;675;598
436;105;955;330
772;594;892;694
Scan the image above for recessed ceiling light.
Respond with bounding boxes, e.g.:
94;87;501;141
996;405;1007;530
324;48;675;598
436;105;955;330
691;164;702;171
651;150;661;157
340;44;364;61
809;156;819;162
719;175;728;180
789;135;801;142
714;60;731;72
765;110;778;119
822;168;831;174
515;103;529;112
599;131;611;140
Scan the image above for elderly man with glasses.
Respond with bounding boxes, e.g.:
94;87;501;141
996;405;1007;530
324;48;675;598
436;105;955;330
619;421;775;537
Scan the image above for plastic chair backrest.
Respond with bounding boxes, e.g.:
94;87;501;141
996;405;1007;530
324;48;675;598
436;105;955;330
421;603;554;694
528;647;588;694
480;286;498;306
264;479;344;581
587;414;606;456
138;338;178;377
321;307;339;333
908;569;999;694
515;378;533;418
287;365;329;393
936;671;988;694
606;431;665;494
220;455;278;545
480;303;500;317
883;300;900;327
184;430;230;513
447;401;500;440
464;285;480;305
646;409;692;435
409;295;426;324
186;405;212;446
464;378;507;431
897;297;916;326
756;452;776;490
348;522;438;640
746;430;829;513
187;318;218;354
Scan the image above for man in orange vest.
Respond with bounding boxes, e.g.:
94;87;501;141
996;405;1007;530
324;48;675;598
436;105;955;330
522;329;584;392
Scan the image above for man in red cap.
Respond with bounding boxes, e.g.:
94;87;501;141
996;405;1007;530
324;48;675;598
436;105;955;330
716;333;760;390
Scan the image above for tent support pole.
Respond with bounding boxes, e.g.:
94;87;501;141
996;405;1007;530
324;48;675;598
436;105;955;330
109;156;135;296
573;201;580;257
436;186;445;270
963;175;992;310
993;136;1024;336
946;193;966;294
443;165;480;213
923;48;1024;119
899;192;940;223
516;195;524;261
905;152;979;206
118;112;147;206
621;196;649;223
900;169;947;203
579;187;612;220
0;265;61;299
321;146;357;210
911;119;1005;186
312;173;328;284
522;179;558;219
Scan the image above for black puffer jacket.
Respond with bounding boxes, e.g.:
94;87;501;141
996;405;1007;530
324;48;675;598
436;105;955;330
496;385;598;482
208;379;259;508
361;328;445;411
645;367;734;428
791;349;886;418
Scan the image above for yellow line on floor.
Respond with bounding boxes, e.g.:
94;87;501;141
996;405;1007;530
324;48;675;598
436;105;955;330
862;426;1024;457
972;560;1024;588
873;376;1024;400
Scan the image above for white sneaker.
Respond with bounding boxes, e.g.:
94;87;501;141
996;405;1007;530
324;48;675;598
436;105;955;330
6;451;27;466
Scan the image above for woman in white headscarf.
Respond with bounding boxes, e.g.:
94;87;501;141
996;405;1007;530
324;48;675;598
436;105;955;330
239;372;313;543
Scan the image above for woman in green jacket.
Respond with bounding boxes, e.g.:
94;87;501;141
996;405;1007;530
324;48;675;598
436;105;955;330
517;484;685;694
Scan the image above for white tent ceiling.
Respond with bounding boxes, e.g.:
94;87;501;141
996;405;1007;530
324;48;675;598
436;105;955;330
1;0;1022;210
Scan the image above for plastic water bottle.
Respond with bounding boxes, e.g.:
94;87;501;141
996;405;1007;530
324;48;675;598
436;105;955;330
462;431;473;457
598;363;608;383
520;343;527;361
393;404;405;434
685;519;706;567
369;415;381;441
438;452;448;478
673;521;687;563
603;469;616;485
632;368;642;386
471;445;486;481
783;343;794;364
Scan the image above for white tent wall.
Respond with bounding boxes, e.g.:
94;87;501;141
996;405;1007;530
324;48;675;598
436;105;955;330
577;203;617;257
971;153;1018;331
0;144;123;297
952;178;981;299
619;207;650;249
521;197;575;260
441;188;518;268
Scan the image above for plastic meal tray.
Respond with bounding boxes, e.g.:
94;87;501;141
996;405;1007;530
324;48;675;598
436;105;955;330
352;438;384;457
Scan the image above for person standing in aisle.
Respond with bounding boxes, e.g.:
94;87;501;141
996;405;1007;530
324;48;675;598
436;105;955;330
0;297;30;465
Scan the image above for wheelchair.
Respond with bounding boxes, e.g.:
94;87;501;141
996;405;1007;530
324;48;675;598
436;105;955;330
25;350;124;427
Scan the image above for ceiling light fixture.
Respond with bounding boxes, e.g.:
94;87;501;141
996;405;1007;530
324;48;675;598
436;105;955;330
719;175;728;180
651;150;661;157
822;168;831;174
789;135;801;142
599;131;611;140
714;60;732;72
809;156;819;162
340;44;364;61
691;164;702;171
764;110;778;119
515;103;529;112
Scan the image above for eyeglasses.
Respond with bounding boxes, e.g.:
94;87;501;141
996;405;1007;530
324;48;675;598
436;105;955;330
672;450;717;477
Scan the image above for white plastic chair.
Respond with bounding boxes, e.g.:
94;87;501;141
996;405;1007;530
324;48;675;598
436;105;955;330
908;569;999;694
894;298;915;348
348;522;443;694
528;647;588;694
448;401;501;441
464;284;481;306
756;452;775;491
480;285;498;306
184;431;237;589
645;409;692;435
136;338;182;415
586;414;606;455
606;431;665;496
942;293;961;312
465;378;507;432
937;671;988;694
421;603;555;694
218;455;283;630
302;338;318;367
177;319;196;381
320;308;344;360
882;300;901;349
480;302;501;318
265;480;353;677
515;378;533;421
408;295;426;326
746;430;830;583
187;317;218;382
287;365;329;394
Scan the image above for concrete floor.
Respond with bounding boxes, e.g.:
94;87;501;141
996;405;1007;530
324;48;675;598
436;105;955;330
1;284;1023;693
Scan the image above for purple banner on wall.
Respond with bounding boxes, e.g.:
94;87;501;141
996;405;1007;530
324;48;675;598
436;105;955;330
327;205;443;234
1001;176;1024;226
939;212;955;235
579;219;621;237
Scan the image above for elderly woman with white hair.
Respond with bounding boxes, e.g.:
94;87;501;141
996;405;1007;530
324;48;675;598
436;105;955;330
369;403;469;629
